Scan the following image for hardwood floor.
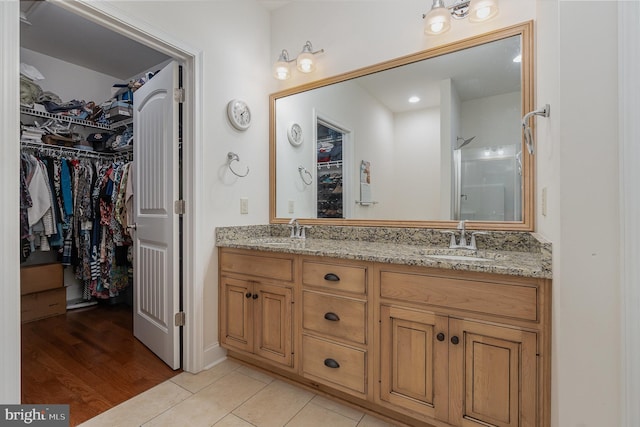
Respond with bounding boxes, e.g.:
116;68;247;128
21;303;180;426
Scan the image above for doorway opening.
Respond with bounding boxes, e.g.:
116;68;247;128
18;1;201;423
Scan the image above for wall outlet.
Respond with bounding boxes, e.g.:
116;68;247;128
541;187;547;217
288;200;295;214
240;197;249;214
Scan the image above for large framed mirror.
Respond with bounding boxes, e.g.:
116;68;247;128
270;22;534;231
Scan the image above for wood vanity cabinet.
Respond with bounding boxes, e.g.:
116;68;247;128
299;257;372;399
218;248;550;427
219;249;295;368
375;264;548;427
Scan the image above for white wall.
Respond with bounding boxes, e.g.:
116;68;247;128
393;107;441;219
20;48;118;104
536;1;621;426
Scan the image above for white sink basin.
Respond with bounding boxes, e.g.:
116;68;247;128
426;254;492;262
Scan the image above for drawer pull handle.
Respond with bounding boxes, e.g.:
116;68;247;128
324;312;340;321
245;292;252;299
451;336;460;345
324;358;340;369
324;273;340;282
436;332;445;342
252;293;259;300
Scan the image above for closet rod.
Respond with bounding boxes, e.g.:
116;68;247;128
21;141;133;162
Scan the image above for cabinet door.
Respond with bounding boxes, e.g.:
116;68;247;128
449;319;537;427
254;283;293;367
379;305;449;421
220;277;253;353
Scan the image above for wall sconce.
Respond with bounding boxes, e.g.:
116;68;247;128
273;41;325;80
423;0;499;35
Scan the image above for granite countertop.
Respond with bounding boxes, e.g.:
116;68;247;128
215;225;552;279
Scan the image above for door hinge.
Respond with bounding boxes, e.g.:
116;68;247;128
174;199;186;215
174;87;185;103
175;312;186;327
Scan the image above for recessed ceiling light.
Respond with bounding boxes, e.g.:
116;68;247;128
408;96;420;103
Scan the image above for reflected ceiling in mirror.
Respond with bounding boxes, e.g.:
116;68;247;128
270;22;534;231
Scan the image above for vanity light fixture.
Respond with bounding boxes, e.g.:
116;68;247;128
423;0;499;36
273;41;325;80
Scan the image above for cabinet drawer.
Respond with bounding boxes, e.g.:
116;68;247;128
380;271;538;321
302;335;366;395
302;260;366;294
303;291;366;344
220;251;293;282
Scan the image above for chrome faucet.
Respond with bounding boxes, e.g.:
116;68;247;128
442;220;487;250
288;218;309;239
288;218;300;238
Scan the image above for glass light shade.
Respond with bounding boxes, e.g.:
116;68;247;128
424;6;451;35
469;0;499;22
296;52;315;73
273;60;291;80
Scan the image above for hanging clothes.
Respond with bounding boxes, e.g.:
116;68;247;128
20;145;134;300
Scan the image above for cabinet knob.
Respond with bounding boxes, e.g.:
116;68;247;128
324;312;340;321
252;293;259;300
323;358;340;369
436;332;445;342
451;336;460;345
324;273;340;282
245;292;252;299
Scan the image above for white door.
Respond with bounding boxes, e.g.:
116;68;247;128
132;61;181;369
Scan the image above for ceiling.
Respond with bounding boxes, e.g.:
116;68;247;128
20;1;171;80
19;0;292;80
355;35;522;113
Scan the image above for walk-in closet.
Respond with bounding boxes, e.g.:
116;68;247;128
19;2;180;424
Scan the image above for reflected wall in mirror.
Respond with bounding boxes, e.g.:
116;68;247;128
270;22;533;230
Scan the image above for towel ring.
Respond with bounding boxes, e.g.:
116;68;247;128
227;152;249;177
298;165;312;185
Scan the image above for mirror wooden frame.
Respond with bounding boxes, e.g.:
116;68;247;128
269;21;534;231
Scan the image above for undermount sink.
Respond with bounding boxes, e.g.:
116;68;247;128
415;248;504;263
426;254;492;262
249;238;302;247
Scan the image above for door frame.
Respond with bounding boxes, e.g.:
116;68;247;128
0;0;206;396
54;0;205;374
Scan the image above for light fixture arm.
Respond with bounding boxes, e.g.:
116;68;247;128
300;41;325;56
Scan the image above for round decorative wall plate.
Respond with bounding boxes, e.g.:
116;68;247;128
227;99;251;130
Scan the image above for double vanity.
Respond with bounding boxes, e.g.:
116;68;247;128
216;225;551;427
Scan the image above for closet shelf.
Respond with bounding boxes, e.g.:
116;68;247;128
20;106;131;131
21;141;133;161
317;160;342;170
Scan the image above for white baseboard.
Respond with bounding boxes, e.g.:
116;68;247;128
203;342;228;371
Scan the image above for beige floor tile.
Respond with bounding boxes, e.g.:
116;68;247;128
310;395;364;421
212;414;256;427
78;381;192;427
357;414;400;427
170;358;241;393
143;371;267;427
232;380;315;427
285;402;359;427
236;364;275;384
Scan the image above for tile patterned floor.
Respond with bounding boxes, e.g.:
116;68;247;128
78;359;399;427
